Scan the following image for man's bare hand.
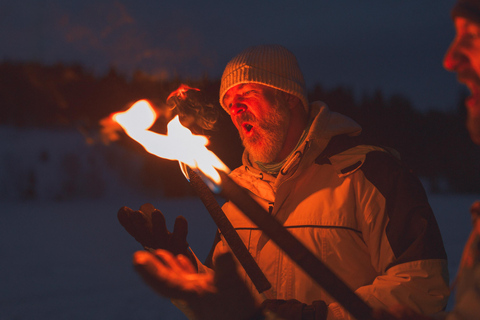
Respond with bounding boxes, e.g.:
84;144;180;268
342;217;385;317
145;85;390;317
133;249;261;320
133;250;214;300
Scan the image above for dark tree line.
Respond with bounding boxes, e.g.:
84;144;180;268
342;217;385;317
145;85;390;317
309;84;480;193
1;61;479;194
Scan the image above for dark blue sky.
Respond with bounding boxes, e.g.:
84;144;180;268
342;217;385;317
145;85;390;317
0;0;461;112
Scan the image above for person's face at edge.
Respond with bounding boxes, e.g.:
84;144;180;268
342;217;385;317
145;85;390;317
223;83;291;163
444;16;480;144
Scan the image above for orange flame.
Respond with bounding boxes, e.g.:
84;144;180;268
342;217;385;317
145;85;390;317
112;99;230;186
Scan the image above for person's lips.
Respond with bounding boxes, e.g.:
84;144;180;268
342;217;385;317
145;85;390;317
235;112;256;137
241;122;254;136
466;86;480;112
457;68;479;85
456;69;480;112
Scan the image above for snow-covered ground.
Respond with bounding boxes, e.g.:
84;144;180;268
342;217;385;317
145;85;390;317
0;193;477;319
0;196;219;320
0;126;478;319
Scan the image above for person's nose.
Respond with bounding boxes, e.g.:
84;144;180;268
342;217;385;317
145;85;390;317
443;40;463;71
229;97;247;116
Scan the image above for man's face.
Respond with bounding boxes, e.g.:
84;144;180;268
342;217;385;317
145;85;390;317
222;83;291;163
444;16;480;143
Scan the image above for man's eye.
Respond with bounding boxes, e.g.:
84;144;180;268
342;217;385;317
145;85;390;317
465;32;480;40
243;90;253;96
465;26;480;40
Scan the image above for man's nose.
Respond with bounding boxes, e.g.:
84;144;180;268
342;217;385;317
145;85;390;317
443;41;462;71
230;100;247;115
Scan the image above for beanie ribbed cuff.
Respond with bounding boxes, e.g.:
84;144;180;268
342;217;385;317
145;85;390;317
219;45;309;113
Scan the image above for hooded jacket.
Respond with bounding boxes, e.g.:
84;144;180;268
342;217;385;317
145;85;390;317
197;102;450;320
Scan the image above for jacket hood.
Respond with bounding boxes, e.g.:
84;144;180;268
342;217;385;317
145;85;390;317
305;101;362;148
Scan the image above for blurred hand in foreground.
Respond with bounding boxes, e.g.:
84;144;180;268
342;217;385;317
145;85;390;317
133;249;437;320
133;249;261;320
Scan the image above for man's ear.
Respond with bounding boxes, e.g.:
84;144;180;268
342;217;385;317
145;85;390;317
286;94;302;110
276;90;302;110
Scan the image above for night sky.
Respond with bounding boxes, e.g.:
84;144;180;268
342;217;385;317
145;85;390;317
0;0;462;112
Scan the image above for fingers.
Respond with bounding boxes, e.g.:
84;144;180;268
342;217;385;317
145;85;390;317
177;254;197;273
139;250;191;274
171;215;189;254
119;204;188;254
154;251;201;281
133;250;177;298
117;206;133;230
131;210;155;246
133;250;160;273
118;206;158;248
173;216;188;241
133;249;213;300
139;203;155;215
118;207;149;244
151;209;169;248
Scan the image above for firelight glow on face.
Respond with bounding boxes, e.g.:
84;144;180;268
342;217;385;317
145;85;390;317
224;84;291;163
444;17;480;111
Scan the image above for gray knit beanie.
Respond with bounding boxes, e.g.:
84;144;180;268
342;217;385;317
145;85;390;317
219;44;309;113
451;0;480;24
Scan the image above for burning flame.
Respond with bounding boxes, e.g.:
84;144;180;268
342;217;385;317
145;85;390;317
112;99;230;187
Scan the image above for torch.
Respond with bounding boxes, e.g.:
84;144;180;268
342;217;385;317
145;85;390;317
184;165;271;294
112;99;374;320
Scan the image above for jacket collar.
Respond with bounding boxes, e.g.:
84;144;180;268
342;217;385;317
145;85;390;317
228;102;362;196
242;101;362;177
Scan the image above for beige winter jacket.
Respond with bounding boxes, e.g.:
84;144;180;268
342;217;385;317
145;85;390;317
196;102;450;320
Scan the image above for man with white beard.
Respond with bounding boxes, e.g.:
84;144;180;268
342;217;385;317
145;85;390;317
123;44;450;320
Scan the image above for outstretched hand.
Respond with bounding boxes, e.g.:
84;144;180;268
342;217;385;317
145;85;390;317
133;250;214;300
133;249;261;320
132;250;432;320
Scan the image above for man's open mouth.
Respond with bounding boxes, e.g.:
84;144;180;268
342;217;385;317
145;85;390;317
242;123;253;134
466;89;480;109
463;80;480;110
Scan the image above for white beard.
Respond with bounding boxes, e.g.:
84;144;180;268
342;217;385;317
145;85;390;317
241;100;291;163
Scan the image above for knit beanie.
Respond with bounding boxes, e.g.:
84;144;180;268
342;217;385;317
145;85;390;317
219;44;309;113
451;0;480;24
